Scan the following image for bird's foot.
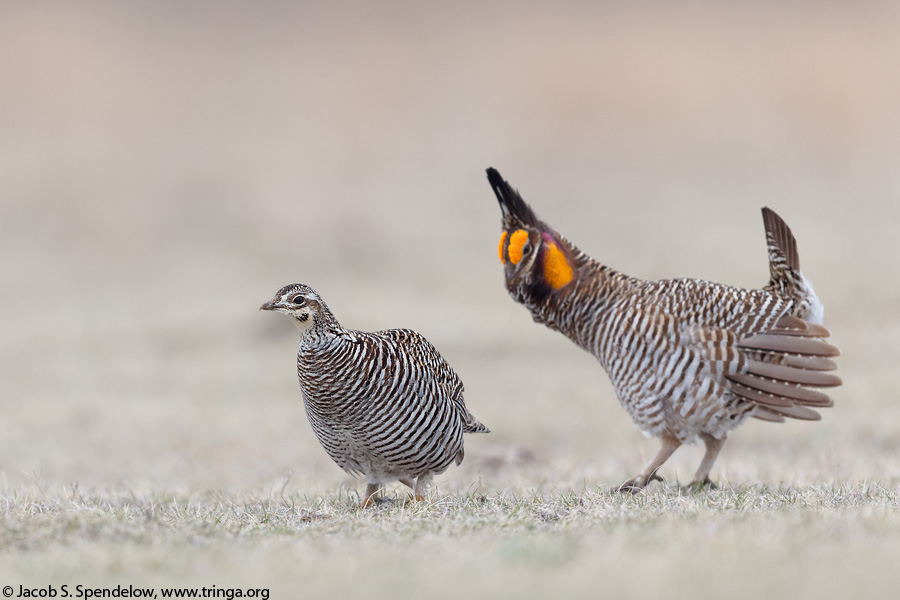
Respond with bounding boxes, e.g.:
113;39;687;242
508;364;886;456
403;494;427;506
684;477;718;493
616;472;665;494
361;484;386;508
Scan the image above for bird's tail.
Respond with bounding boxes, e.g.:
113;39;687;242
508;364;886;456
463;412;490;434
761;207;825;325
762;207;800;286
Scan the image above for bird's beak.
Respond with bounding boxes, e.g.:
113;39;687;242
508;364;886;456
259;300;278;311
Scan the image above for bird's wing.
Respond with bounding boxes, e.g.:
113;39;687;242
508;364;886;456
723;313;840;420
652;280;842;420
680;312;840;422
609;299;839;426
374;329;489;433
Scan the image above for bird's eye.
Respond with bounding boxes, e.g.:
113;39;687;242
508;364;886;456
291;295;306;306
522;242;531;255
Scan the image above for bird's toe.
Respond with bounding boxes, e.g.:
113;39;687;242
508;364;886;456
684;477;718;492
616;478;644;494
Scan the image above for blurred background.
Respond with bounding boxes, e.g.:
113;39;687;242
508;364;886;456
1;0;898;495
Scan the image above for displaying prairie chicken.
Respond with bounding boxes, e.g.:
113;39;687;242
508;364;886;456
261;284;489;506
487;168;840;491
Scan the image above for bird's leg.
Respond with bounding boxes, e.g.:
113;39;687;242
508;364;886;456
687;433;725;490
617;433;681;493
413;472;433;502
362;483;381;508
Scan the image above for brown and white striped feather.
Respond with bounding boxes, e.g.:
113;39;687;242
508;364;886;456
589;279;839;440
298;327;487;485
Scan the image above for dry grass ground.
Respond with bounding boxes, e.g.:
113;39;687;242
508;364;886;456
2;2;900;598
4;484;900;598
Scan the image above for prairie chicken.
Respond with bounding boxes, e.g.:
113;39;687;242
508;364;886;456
261;284;489;505
487;168;840;491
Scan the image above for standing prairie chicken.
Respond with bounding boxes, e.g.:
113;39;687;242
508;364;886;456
261;284;489;505
487;168;840;491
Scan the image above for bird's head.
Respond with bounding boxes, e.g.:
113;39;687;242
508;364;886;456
487;168;576;307
260;283;331;334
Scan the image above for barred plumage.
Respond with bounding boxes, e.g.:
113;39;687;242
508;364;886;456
261;284;488;506
487;168;840;491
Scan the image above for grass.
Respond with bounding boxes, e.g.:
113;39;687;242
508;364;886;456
3;482;900;598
